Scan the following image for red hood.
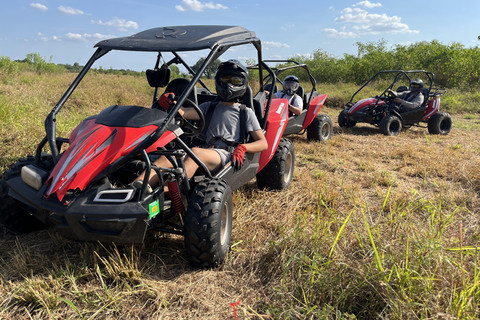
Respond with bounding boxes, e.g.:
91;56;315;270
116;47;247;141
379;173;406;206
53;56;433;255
45;118;177;202
348;98;386;115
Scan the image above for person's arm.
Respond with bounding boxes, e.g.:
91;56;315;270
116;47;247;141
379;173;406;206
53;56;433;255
178;106;201;120
243;129;268;153
398;94;424;109
288;95;303;116
231;129;268;171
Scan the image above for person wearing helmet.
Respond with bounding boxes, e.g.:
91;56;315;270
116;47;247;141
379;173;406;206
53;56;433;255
271;75;303;116
133;59;267;191
386;78;425;111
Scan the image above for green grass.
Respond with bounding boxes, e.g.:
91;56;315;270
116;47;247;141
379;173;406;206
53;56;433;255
1;72;480;319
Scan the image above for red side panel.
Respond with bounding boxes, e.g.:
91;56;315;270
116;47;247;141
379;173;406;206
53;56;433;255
258;99;289;171
302;94;328;130
347;98;385;115
422;97;440;121
46;119;176;202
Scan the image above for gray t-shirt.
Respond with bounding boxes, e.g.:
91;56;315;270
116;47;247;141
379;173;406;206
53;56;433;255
198;101;261;148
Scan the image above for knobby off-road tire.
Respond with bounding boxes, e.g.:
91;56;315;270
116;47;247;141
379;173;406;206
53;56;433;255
428;112;453;135
184;178;233;268
379;114;402;136
338;109;356;128
256;138;295;190
0;156;51;233
307;114;333;142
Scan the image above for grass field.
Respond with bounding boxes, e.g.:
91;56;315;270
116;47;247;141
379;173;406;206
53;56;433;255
1;72;480;319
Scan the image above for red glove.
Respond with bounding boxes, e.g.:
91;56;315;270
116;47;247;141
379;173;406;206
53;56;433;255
159;92;175;110
232;144;247;171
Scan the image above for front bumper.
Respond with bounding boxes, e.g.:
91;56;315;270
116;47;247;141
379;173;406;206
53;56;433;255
7;175;155;244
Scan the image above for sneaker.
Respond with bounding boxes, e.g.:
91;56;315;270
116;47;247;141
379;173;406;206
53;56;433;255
131;180;153;195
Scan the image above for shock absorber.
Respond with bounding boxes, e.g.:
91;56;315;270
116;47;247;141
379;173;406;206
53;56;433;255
167;178;185;214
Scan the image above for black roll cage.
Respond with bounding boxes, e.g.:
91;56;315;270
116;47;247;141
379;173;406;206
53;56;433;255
248;59;318;105
38;25;276;183
347;70;435;106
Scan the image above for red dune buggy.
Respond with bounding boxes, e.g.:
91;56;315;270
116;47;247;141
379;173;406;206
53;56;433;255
338;70;452;136
248;60;332;142
0;25;296;268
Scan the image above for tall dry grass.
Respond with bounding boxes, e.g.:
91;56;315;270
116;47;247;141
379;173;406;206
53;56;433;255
1;72;480;319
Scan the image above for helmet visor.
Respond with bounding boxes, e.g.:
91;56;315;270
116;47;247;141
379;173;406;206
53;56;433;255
284;81;299;91
219;75;245;86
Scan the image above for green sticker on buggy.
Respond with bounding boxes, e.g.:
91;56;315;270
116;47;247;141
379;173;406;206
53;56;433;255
149;199;160;219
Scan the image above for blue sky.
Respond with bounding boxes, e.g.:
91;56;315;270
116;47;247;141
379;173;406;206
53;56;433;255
1;0;479;71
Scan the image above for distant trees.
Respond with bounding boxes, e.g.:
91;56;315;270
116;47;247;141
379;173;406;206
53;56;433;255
290;39;480;88
191;58;221;79
2;39;480;89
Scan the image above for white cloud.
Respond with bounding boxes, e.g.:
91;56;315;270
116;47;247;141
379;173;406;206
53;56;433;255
355;0;382;8
324;28;359;39
263;41;290;49
30;3;48;11
64;33;115;41
324;5;418;38
57;6;84;15
175;0;228;12
36;32;114;42
36;32;62;42
91;17;139;31
280;24;295;32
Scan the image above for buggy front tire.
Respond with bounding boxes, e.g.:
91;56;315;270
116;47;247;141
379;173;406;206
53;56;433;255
428;112;452;135
0;156;51;233
338;110;356;128
379;114;402;136
307;114;333;142
184;178;233;268
256;138;295;190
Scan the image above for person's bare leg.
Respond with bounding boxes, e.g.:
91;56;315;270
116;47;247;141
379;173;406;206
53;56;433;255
184;147;223;177
134;147;222;188
135;156;172;187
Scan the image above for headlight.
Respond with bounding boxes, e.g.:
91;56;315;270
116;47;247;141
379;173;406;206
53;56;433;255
21;165;48;190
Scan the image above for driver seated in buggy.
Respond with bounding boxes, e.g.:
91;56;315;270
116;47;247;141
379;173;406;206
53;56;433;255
386;78;425;112
133;59;268;192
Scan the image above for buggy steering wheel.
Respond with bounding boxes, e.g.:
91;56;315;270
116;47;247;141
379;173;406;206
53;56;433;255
174;98;205;137
386;90;397;98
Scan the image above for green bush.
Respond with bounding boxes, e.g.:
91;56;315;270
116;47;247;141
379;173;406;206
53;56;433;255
0;56;18;75
290;39;480;89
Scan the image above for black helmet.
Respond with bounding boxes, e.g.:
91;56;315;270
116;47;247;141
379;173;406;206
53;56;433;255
283;75;299;96
215;59;249;102
410;78;424;93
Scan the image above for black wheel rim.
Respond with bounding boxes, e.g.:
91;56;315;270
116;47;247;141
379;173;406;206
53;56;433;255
220;201;230;246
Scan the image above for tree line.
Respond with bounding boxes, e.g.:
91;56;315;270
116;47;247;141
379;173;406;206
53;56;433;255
289;39;480;88
2;39;479;89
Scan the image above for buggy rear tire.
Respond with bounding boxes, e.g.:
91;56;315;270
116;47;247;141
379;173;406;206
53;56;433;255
379;114;402;136
338;110;356;128
0;156;51;233
256;138;295;190
184;178;233;268
307;114;333;142
428;112;452;135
